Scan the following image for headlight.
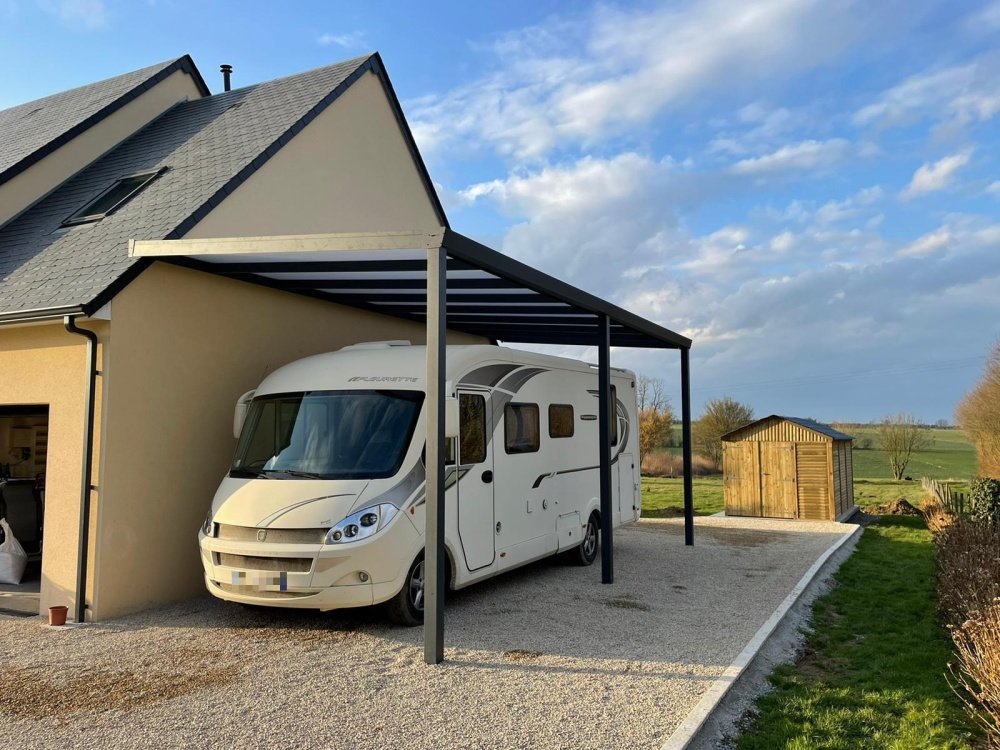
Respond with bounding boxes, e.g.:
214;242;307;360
325;503;398;545
202;510;214;536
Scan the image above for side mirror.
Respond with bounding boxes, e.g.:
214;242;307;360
445;397;460;439
233;390;255;439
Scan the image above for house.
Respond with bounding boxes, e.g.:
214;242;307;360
0;53;484;620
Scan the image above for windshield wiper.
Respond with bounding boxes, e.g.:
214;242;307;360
261;469;325;479
230;467;270;479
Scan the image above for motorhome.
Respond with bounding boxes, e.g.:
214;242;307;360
198;342;640;624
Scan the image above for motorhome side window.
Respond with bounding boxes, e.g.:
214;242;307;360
549;404;574;438
504;403;540;454
447;394;487;464
610;385;619;446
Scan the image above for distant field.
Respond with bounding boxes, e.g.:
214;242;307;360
664;425;977;480
848;428;976;480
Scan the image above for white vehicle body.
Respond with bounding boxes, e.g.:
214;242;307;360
199;342;640;613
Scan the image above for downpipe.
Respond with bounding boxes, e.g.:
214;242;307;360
63;315;99;624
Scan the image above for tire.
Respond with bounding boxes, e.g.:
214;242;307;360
574;513;600;566
385;554;425;626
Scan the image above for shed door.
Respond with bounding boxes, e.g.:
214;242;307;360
723;442;760;516
761;442;797;518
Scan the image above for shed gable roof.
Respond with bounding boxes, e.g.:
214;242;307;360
721;415;854;442
0;53;443;320
0;56;210;188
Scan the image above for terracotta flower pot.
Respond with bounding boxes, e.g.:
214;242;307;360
48;605;68;627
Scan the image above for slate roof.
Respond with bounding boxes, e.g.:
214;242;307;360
781;416;854;441
722;415;854;441
0;53;432;318
0;56;209;187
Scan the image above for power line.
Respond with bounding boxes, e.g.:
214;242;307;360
691;355;985;397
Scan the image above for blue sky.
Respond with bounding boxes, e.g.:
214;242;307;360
2;0;999;422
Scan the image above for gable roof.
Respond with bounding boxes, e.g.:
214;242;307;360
0;56;210;188
0;53;447;321
721;415;855;442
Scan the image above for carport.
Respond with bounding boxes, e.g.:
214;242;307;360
130;227;694;664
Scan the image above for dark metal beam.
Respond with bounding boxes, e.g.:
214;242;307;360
208;258;476;274
301;278;519;291
366;292;566;304
443;229;693;350
598;314;614;584
424;247;447;665
681;347;694;547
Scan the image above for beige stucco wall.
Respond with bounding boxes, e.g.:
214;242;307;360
0;320;108;615
184;71;442;239
0;70;204;227
94;262;481;618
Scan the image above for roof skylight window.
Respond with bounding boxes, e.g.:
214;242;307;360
62;168;164;226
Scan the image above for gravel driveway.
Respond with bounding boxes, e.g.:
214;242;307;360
0;517;853;750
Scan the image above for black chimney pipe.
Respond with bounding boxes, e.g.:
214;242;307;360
220;64;233;92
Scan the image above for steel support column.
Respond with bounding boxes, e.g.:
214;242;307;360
681;347;694;547
597;314;614;583
424;246;447;664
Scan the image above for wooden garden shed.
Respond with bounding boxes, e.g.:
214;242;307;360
721;416;856;521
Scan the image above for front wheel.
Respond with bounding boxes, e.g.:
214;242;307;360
385;554;425;626
574;513;600;566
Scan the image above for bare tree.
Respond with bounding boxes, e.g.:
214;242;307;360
957;339;1000;477
692;397;755;467
875;412;932;480
636;374;667;412
935;418;950;429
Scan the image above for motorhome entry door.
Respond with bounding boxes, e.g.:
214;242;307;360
455;391;496;571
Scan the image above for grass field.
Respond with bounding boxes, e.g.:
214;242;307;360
640;476;941;515
848;428;976;480
735;516;976;749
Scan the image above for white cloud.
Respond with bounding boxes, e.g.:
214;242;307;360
409;0;906;160
898;226;951;257
854;53;1000;135
317;30;366;48
900;149;973;200
729;139;851;175
37;0;107;29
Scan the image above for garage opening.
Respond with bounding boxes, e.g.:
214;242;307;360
0;404;48;616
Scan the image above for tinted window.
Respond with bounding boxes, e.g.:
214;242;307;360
505;403;540;454
231;390;423;480
459;394;487;463
549;404;574;438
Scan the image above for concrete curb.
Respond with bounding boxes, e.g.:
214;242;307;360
659;523;864;750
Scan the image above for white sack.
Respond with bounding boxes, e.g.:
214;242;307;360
0;518;27;585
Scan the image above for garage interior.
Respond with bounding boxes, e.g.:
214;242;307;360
0;405;48;615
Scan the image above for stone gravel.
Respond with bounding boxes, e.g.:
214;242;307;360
0;517;853;750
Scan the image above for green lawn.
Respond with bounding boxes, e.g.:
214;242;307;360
736;516;976;750
640;476;724;517
641;476;932;515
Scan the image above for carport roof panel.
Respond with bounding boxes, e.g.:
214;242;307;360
129;228;691;350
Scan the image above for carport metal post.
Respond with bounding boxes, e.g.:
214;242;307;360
598;313;614;583
681;347;694;546
424;244;447;665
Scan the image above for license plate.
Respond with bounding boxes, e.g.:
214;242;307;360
231;571;288;591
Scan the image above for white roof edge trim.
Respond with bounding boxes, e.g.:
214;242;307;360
128;228;447;259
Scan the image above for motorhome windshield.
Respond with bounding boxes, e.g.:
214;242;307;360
230;390;423;480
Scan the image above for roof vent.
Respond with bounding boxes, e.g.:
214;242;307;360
339;340;411;351
220;64;233;92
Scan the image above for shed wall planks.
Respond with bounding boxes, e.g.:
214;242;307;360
722;417;856;521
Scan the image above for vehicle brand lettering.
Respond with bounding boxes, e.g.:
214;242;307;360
347;376;419;382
